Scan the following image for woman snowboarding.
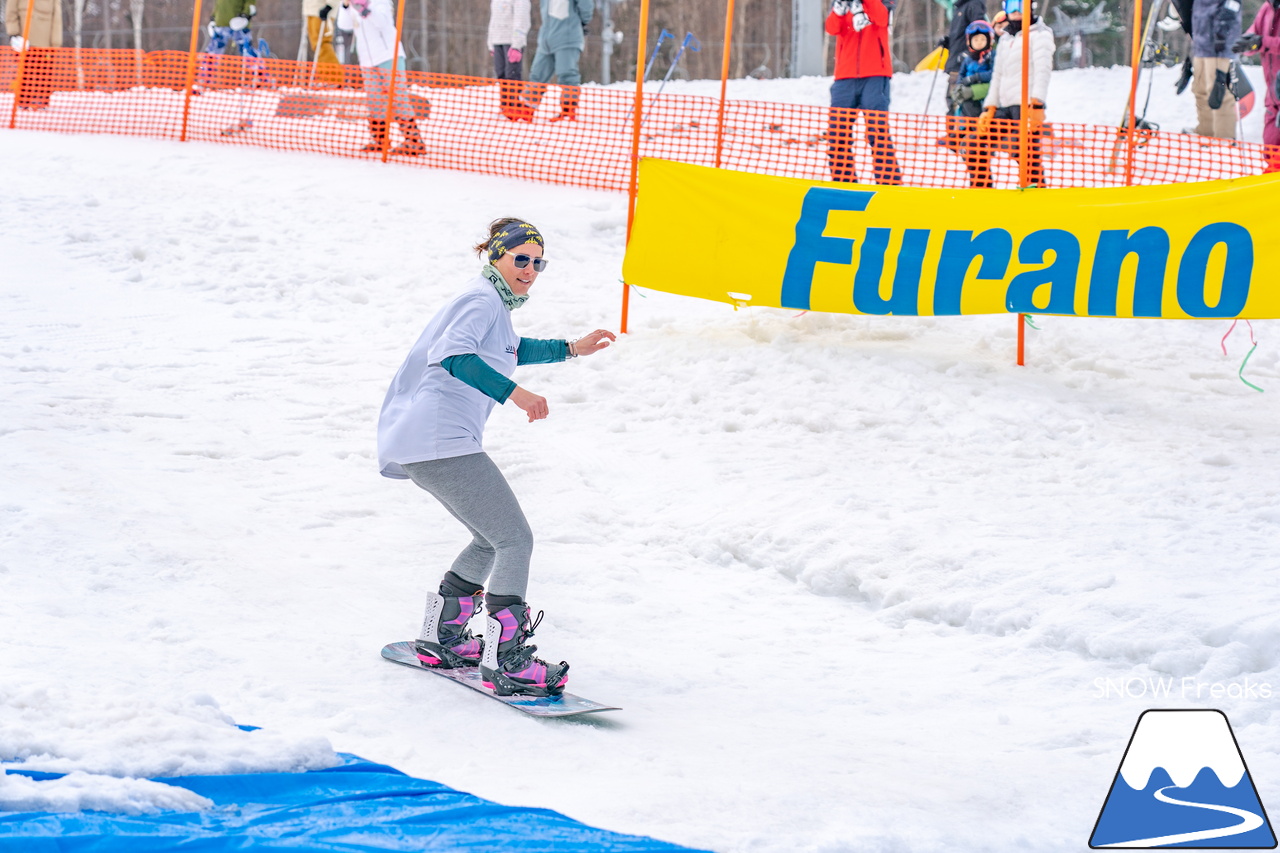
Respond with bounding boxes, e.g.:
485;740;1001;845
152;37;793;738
377;218;615;697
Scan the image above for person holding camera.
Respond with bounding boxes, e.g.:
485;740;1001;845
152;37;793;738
825;0;902;185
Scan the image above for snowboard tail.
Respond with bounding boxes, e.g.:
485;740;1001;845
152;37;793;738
380;641;619;718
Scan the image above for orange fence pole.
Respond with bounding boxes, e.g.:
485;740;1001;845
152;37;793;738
1018;4;1030;189
1014;2;1032;364
7;0;37;129
713;0;737;168
381;0;409;164
622;0;652;335
179;0;204;142
1124;0;1144;186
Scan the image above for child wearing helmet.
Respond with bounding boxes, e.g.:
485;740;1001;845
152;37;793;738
950;20;996;118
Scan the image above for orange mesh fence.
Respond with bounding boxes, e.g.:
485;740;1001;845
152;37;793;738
4;46;1279;191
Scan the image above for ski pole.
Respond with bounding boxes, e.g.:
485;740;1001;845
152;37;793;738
626;28;674;123
655;32;700;98
310;17;329;85
923;64;942;114
642;29;673;81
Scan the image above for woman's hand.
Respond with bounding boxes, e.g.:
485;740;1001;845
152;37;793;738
573;329;617;356
508;386;549;422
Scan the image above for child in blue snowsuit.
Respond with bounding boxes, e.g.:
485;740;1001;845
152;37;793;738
950;20;995;118
944;20;997;187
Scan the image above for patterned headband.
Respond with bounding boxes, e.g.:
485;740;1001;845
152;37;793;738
487;222;545;264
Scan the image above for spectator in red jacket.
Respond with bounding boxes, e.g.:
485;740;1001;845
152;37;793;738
825;0;902;185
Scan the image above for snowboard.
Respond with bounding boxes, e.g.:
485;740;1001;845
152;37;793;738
380;641;620;718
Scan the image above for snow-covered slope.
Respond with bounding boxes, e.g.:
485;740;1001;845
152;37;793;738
1;82;1278;852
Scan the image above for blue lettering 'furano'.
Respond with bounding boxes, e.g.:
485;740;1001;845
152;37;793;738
779;187;1254;318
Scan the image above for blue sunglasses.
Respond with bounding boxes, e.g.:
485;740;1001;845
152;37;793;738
512;253;548;272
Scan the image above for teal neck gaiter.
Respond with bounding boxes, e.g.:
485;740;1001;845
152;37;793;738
482;264;528;311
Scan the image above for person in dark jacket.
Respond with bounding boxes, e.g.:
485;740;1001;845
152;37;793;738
936;0;989;111
825;0;902;185
1190;0;1242;137
945;20;997;186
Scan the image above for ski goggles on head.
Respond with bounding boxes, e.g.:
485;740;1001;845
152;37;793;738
1003;0;1022;14
512;253;548;272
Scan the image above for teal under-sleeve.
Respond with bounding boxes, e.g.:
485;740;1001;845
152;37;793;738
517;337;569;365
441;354;517;403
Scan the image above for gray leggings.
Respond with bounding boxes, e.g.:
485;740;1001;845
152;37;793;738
403;452;533;599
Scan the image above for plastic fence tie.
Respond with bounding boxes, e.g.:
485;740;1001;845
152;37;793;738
1022;314;1041;330
1239;343;1264;393
1221;319;1238;355
793;310;808;318
627;283;647;298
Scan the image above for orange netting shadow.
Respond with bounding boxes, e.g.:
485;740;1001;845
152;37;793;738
3;46;1278;192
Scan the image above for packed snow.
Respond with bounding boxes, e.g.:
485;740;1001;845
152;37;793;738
2;64;1279;852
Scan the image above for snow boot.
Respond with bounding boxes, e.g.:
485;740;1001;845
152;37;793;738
479;600;569;697
391;116;425;156
548;92;578;123
361;119;388;152
415;575;484;668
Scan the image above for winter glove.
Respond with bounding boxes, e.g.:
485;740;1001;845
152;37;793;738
1232;33;1261;53
229;16;249;30
849;0;871;30
1208;68;1230;109
953;84;974;101
9;35;27;51
976;105;996;135
507;46;522;63
1174;55;1192;94
1027;98;1045;130
831;0;852;14
936;35;949;48
247;4;256;16
319;4;332;20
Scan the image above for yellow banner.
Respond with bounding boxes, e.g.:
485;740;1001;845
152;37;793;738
622;159;1280;319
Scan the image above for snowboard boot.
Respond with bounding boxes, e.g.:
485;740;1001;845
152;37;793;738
479;599;569;697
415;573;484;668
548;91;578;123
361;119;388;152
391;116;426;156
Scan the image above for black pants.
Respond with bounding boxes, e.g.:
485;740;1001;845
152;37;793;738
963;105;1045;189
492;44;525;117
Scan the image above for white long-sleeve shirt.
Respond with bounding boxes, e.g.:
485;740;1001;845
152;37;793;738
337;0;405;68
984;20;1055;109
487;0;531;50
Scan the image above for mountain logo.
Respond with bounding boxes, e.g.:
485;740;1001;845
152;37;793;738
1090;709;1277;848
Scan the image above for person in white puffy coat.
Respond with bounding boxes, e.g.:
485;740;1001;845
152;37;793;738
488;0;532;120
968;0;1054;187
339;0;424;155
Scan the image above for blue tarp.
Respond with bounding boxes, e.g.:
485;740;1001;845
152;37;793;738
0;754;706;852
